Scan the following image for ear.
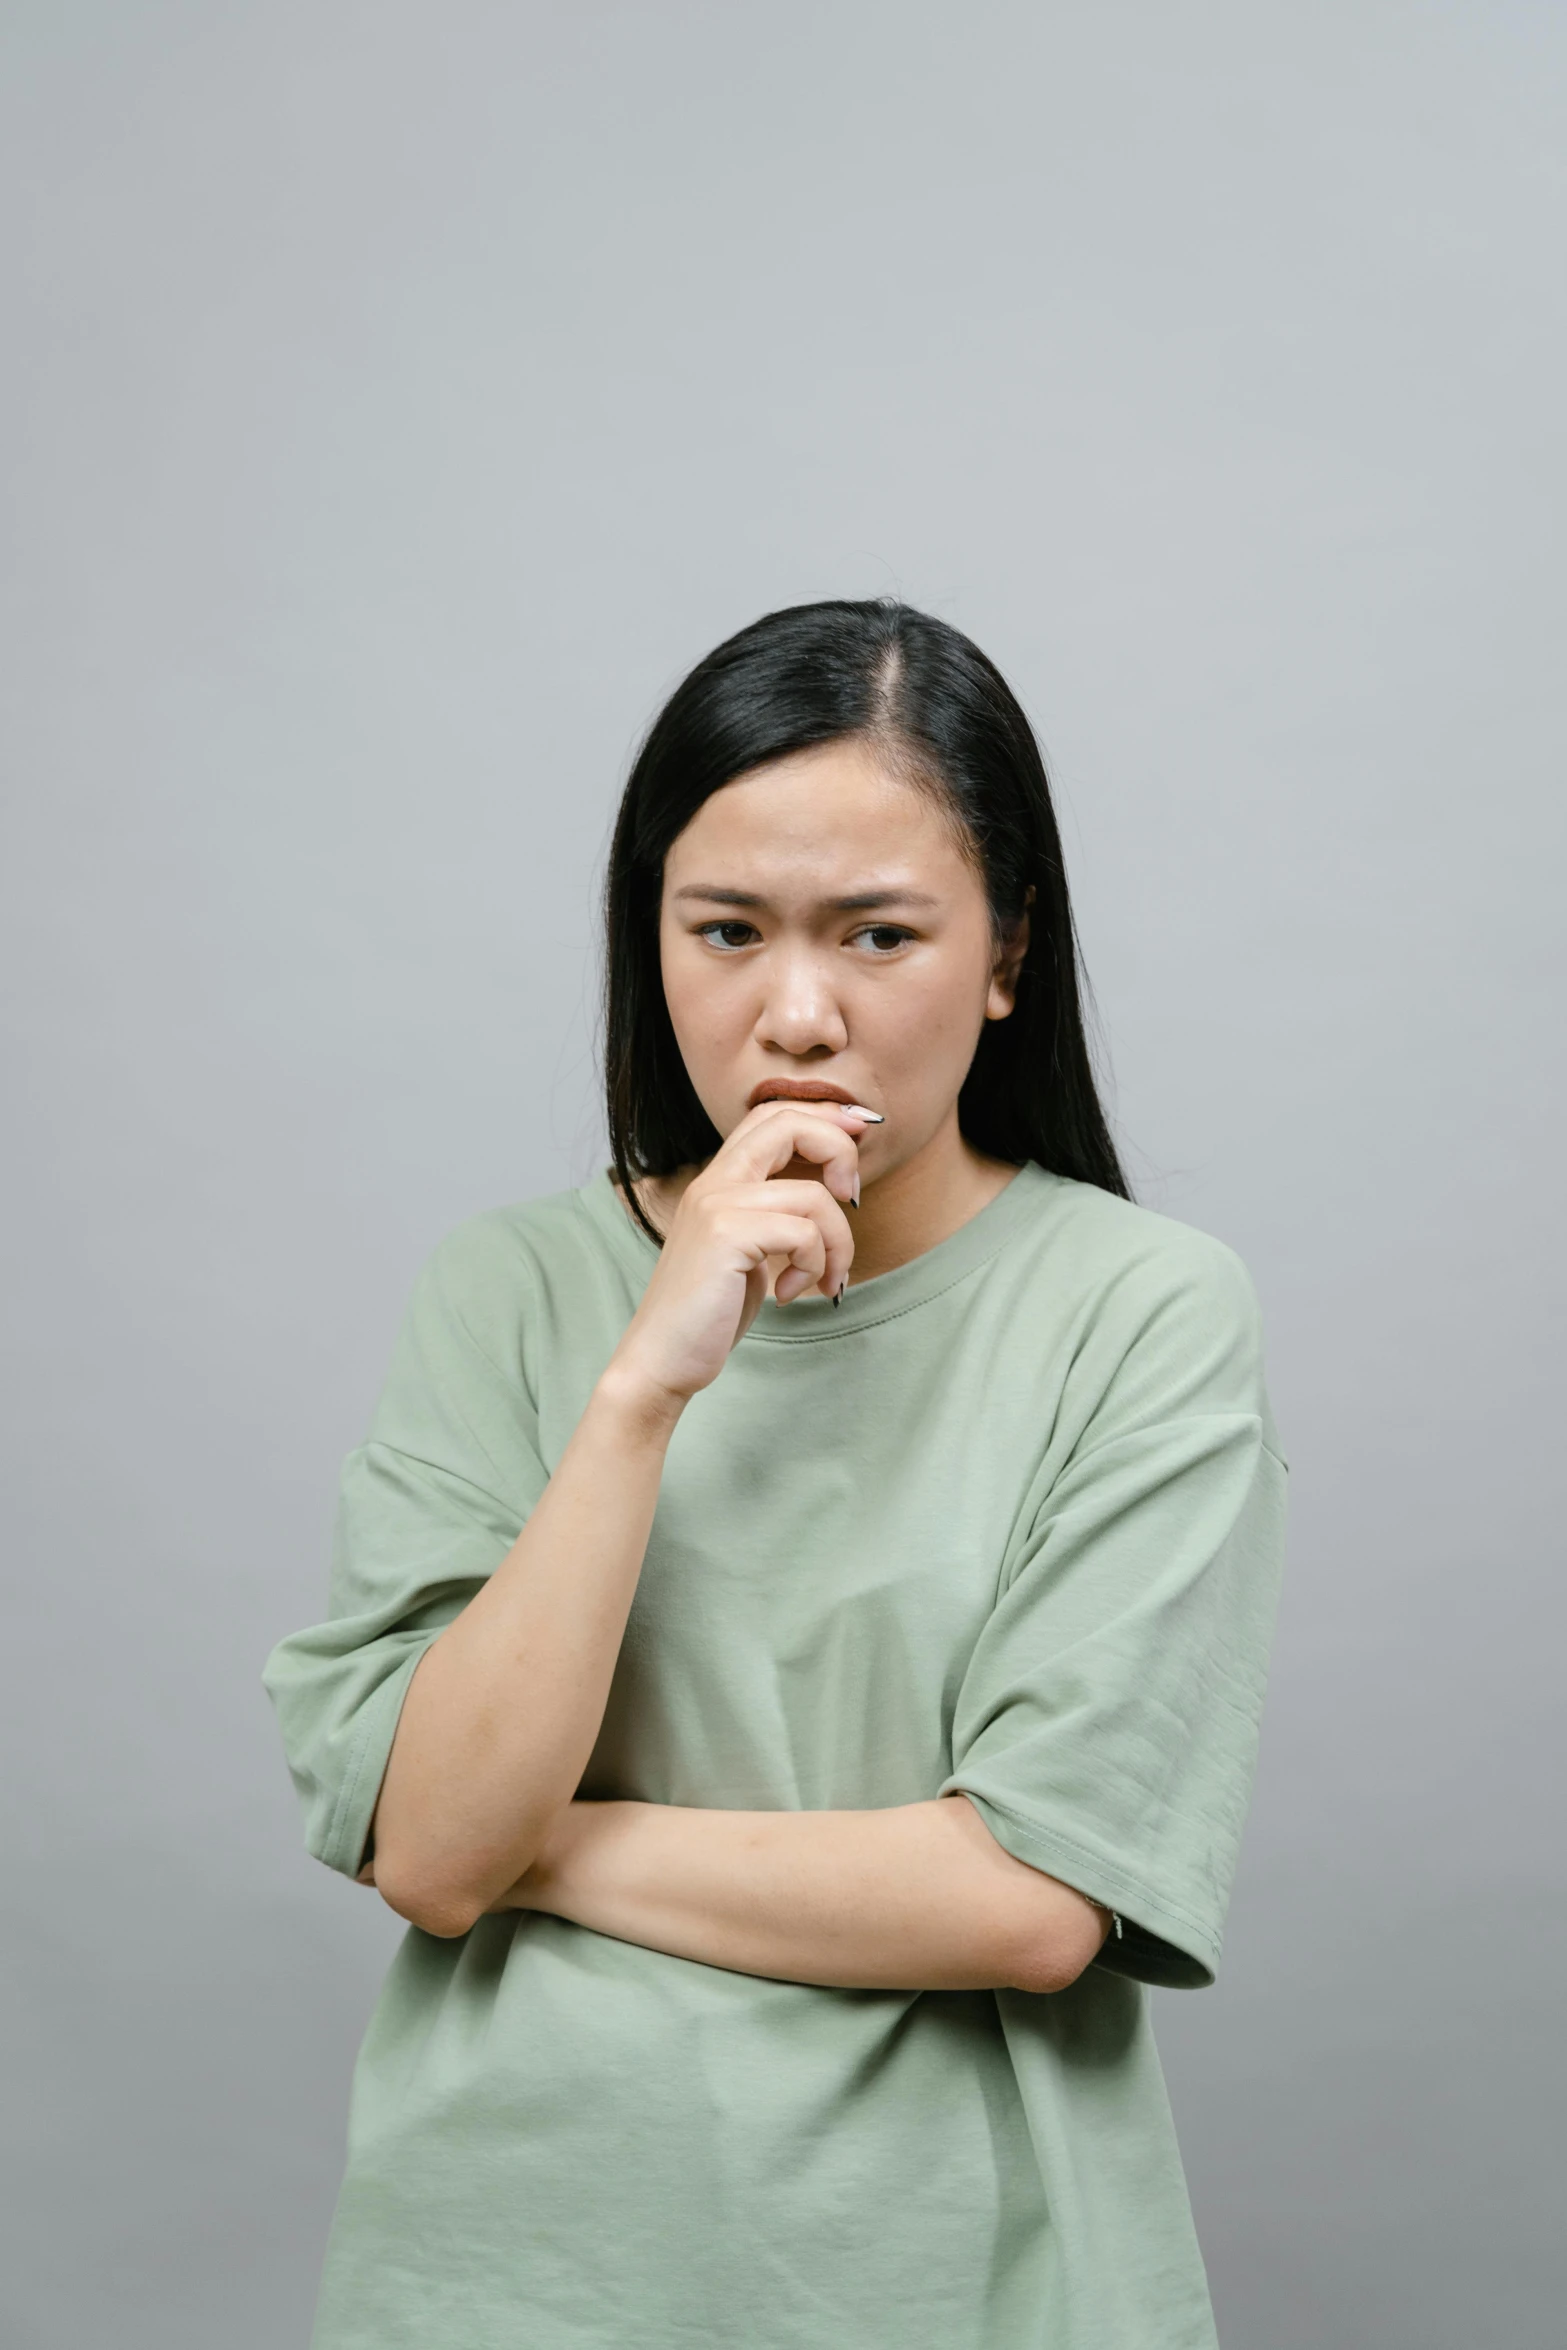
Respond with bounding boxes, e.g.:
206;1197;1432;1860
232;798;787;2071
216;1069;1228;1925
984;886;1034;1022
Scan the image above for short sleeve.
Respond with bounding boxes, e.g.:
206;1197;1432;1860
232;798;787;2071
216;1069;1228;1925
261;1218;550;1881
938;1239;1288;1989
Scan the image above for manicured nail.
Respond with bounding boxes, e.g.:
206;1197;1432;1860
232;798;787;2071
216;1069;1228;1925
845;1105;884;1122
850;1173;861;1208
831;1288;840;1308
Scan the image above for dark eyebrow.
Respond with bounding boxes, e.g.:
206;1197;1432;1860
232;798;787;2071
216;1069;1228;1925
669;885;941;912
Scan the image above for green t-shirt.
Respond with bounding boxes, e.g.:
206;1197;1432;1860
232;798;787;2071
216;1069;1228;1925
264;1159;1287;2350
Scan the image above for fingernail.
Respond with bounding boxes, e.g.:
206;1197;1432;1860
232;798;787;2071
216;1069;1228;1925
831;1288;840;1308
850;1173;861;1208
845;1105;884;1123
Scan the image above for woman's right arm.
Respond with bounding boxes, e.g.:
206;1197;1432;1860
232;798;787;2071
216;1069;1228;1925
368;1370;684;1938
368;1099;867;1939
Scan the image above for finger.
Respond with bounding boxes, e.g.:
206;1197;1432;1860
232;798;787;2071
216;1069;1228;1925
718;1178;857;1220
710;1181;854;1299
717;1101;873;1201
715;1209;829;1294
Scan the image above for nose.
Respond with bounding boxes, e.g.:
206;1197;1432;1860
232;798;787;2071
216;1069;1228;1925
754;939;849;1059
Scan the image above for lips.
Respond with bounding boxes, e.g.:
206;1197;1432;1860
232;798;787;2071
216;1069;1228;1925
747;1079;866;1108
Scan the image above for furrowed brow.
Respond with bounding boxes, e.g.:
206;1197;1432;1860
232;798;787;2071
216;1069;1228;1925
827;890;941;912
669;885;940;911
669;886;766;906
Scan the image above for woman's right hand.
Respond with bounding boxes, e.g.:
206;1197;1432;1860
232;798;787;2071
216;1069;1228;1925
604;1099;874;1412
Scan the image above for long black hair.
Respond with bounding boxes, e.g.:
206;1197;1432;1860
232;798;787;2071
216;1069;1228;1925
603;598;1129;1244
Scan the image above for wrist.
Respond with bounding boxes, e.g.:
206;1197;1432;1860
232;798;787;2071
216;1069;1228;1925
591;1358;689;1443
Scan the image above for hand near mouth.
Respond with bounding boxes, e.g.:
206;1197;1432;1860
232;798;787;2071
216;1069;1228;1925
607;1095;880;1410
747;1081;883;1198
746;1077;885;1119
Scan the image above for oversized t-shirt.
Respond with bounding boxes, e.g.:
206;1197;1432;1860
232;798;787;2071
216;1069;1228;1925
263;1159;1288;2350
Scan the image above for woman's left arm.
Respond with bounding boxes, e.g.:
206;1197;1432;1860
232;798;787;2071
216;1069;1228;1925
474;1793;1112;1993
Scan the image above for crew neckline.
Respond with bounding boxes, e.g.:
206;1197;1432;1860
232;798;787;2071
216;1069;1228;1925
577;1158;1059;1342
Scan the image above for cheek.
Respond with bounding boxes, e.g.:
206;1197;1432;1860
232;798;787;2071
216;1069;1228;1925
660;938;747;1055
871;956;990;1062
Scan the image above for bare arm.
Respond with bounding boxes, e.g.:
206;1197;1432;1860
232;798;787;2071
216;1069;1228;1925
488;1791;1114;1994
369;1099;867;1938
368;1374;681;1936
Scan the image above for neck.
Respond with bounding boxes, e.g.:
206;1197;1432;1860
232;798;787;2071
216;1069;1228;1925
835;1108;1019;1284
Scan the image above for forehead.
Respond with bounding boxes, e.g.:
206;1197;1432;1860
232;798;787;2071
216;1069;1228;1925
663;739;975;889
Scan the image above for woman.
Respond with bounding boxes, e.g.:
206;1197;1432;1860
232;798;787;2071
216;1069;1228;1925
264;598;1288;2350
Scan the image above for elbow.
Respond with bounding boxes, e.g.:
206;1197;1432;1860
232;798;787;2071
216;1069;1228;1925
407;1897;487;1941
367;1792;529;1938
369;1804;553;1940
1004;1904;1114;1997
946;1795;1111;1997
1006;1944;1084;1997
371;1857;489;1940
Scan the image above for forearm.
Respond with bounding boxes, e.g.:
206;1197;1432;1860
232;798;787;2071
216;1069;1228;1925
504;1792;1112;1994
371;1371;681;1936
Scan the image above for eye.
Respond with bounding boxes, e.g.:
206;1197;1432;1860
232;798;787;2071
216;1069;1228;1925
695;920;759;950
851;924;916;954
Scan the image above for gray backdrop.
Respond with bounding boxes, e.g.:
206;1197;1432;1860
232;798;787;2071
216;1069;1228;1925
3;5;1562;2345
